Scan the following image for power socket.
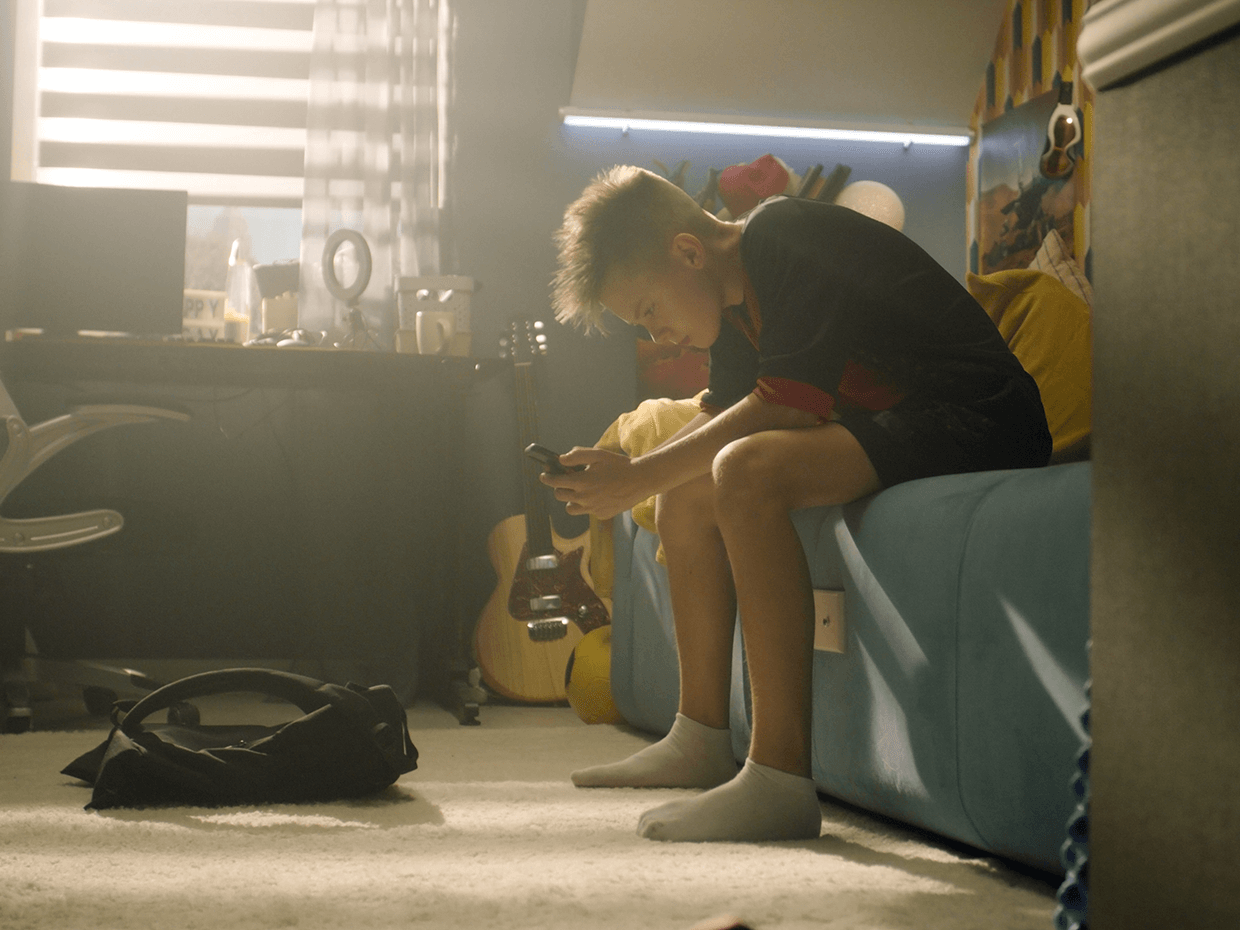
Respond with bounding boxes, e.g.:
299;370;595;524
812;589;846;653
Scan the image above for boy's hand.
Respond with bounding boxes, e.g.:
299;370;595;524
538;447;649;521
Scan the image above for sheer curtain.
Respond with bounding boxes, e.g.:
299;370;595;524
299;0;453;341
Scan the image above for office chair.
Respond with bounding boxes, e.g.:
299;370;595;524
1;372;190;732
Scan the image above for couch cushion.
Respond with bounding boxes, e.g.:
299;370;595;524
608;514;680;735
955;461;1091;873
796;469;1019;850
608;464;1091;870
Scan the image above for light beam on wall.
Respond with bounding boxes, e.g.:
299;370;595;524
560;109;972;147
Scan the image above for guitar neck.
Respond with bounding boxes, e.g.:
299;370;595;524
514;360;555;558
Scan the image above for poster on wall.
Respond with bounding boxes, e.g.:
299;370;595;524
977;87;1081;273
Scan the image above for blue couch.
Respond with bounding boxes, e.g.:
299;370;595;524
608;461;1090;874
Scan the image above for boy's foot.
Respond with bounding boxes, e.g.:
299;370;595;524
636;759;822;842
571;713;737;788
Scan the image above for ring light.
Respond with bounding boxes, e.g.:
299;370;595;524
321;228;372;303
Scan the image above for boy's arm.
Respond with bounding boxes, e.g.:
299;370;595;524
547;394;819;519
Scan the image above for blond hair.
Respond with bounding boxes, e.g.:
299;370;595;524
552;165;716;333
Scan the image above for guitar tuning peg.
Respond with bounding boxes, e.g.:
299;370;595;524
534;321;545;330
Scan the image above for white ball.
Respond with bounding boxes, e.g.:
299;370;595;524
835;180;906;231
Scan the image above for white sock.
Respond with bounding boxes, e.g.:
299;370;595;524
571;713;737;788
636;759;822;842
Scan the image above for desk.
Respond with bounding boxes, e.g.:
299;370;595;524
0;337;481;713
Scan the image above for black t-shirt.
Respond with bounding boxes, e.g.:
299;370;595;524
702;197;1035;421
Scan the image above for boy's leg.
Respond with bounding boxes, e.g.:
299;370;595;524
572;471;739;789
638;423;880;841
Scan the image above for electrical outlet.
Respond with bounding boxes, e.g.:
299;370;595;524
813;589;845;653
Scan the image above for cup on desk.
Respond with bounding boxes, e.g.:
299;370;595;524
415;310;455;355
223;311;250;344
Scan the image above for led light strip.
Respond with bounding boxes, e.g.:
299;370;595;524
561;111;972;147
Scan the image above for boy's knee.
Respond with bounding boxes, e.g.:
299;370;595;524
654;473;717;539
712;437;786;513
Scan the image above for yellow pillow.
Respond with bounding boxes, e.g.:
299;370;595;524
966;269;1092;463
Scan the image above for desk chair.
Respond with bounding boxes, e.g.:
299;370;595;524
0;371;190;732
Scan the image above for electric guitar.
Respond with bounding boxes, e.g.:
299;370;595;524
472;319;610;702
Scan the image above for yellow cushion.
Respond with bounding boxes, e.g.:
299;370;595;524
588;392;705;583
966;269;1092;462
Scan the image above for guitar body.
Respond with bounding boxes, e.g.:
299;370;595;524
474;514;611;703
471;319;612;703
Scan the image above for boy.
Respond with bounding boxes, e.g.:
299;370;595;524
543;166;1050;843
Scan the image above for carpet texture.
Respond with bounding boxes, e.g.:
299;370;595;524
0;697;1057;929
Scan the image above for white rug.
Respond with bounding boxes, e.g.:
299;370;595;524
0;697;1058;930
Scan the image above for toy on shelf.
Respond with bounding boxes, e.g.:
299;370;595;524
659;155;904;232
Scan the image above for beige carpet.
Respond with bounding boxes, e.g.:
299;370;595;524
0;694;1058;930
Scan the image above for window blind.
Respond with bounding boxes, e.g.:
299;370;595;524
35;0;314;207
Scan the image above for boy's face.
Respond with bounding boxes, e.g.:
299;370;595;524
599;234;725;350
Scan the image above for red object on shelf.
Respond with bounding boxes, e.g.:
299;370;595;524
718;154;791;216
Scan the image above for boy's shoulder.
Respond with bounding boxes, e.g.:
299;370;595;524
744;196;858;236
742;197;874;263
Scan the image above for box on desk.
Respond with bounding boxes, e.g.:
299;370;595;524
183;289;226;342
183;289;249;343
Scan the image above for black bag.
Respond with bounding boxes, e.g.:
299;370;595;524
62;668;418;810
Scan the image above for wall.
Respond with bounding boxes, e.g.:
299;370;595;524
568;0;1005;132
1089;24;1240;929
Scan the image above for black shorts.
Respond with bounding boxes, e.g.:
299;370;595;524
834;375;1052;489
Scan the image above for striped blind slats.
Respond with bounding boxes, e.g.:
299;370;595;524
43;0;315;32
36;0;315;206
41;43;312;80
37;166;305;208
41;94;309;129
40;142;306;178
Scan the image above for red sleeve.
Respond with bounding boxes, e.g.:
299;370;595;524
752;376;836;420
751;365;904;421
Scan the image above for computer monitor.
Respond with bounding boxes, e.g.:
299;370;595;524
0;181;188;337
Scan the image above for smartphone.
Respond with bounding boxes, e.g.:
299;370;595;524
524;443;582;475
